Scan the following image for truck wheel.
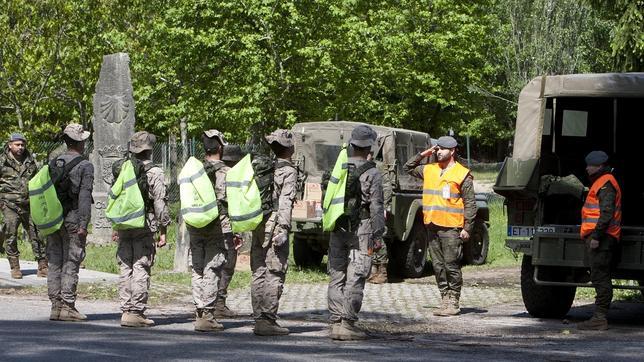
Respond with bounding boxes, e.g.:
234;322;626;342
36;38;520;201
463;220;489;265
401;220;429;278
521;255;576;318
293;234;323;268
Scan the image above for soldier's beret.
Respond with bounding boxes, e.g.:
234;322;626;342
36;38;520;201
584;150;609;166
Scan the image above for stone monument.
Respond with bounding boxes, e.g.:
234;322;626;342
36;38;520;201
88;53;136;244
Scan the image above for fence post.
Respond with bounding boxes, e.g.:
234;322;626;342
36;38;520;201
174;119;191;272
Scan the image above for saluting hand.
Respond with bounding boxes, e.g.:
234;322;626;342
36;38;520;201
420;145;438;158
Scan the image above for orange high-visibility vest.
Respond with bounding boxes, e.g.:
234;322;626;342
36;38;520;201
580;174;622;240
422;162;470;227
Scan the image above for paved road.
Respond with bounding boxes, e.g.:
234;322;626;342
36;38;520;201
2;288;644;361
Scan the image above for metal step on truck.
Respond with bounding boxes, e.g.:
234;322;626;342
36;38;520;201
494;73;644;318
290;121;490;277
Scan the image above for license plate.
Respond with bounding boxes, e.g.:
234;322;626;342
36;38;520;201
507;225;557;237
507;226;534;237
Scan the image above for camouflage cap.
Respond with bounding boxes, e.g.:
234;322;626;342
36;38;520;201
436;136;458;149
265;129;294;148
9;133;26;143
349;125;377;148
585;150;609;166
222;144;246;162
203;129;228;146
63;123;91;142
129;131;156;153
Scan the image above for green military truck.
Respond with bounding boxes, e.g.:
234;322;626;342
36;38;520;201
494;73;644;318
290;121;490;277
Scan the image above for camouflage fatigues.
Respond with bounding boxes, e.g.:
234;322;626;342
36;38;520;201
251;158;297;321
47;152;94;305
585;174;618;313
328;157;385;323
189;160;230;310
117;160;170;313
404;153;476;301
372;160;392;265
0;146;45;260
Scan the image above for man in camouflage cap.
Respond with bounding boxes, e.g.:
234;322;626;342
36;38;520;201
251;129;297;336
115;131;171;328
217;143;246;319
328;124;385;340
47;123;94;321
404;135;476;317
367;141;391;285
0;132;46;279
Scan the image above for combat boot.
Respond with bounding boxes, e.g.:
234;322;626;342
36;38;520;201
195;309;224;332
49;300;62;321
59;303;87;322
8;256;22;279
253;319;290;336
577;310;608;331
121;311;155;327
433;294;449;316
37;258;48;277
441;294;461;316
213;298;238;319
366;264;379;283
330;319;368;341
369;264;388;284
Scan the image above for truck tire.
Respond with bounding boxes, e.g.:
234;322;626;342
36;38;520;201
400;219;429;278
463;220;489;265
521;255;576;318
293;234;323;268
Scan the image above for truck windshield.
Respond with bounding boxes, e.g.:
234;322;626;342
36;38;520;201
315;143;342;171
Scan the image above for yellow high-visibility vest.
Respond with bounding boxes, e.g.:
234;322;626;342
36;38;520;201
226;154;263;232
178;157;219;228
422;162;470;228
105;160;146;230
323;145;348;232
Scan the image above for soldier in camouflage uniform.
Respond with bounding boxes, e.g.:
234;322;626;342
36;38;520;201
328;125;385;341
187;130;231;332
577;151;620;331
115;131;171;328
216;144;246;318
47;124;94;321
404;136;476;316
0;133;46;279
251;130;297;336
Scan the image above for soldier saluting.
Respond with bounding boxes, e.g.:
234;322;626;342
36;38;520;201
404;136;476;316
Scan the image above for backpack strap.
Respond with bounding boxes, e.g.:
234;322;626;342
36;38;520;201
50;155;85;184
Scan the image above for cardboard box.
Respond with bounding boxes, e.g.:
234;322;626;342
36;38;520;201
292;200;316;219
304;182;322;202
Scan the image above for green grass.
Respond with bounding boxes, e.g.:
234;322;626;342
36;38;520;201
479;196;519;268
471;169;499;183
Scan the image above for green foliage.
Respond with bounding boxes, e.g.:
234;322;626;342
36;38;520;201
0;0;623;150
590;0;644;71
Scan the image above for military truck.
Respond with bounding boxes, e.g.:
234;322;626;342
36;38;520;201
494;73;644;318
291;121;490;277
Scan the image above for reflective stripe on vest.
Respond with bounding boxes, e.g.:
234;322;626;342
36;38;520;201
178;157;219;228
226;154;263;232
422;162;470;228
28;165;64;236
322;146;348;232
580;174;622;240
105;160;146;230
